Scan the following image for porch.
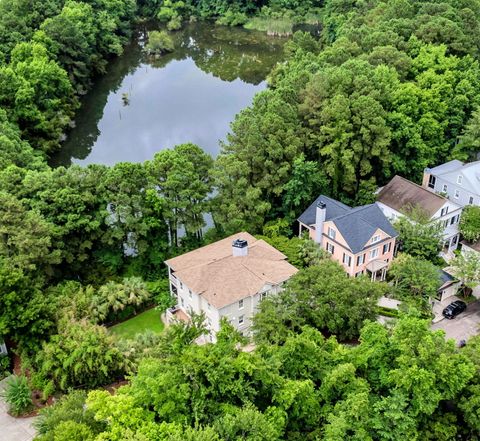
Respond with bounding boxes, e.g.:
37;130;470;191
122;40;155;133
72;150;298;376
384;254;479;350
366;259;389;282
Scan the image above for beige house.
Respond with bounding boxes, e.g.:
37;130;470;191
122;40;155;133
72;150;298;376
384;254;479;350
298;195;398;281
164;232;298;342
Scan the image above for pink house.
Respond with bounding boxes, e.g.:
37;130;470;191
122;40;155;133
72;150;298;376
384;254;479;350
298;195;398;280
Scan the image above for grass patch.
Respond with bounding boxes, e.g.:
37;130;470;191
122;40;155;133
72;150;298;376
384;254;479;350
109;308;164;339
244;17;293;36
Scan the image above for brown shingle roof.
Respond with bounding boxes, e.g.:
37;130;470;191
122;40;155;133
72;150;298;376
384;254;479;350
165;232;298;309
377;175;446;217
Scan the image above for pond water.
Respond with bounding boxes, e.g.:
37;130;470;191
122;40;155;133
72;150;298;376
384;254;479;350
51;22;287;166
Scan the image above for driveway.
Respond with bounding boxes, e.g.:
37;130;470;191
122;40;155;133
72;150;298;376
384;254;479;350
0;377;36;441
431;300;480;344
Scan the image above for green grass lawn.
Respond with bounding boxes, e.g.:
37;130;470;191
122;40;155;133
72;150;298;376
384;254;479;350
109;308;164;339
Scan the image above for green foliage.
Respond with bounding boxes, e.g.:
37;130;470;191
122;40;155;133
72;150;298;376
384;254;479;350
0;354;10;380
390;253;441;302
394;208;444;261
35;390;105;441
36;315;480;440
450;251;480;291
1;375;32;416
146;30;175;54
460;205;480;243
34;320;126;392
253;259;385;343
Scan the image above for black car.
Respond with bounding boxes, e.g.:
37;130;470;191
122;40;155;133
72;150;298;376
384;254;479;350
442;300;467;319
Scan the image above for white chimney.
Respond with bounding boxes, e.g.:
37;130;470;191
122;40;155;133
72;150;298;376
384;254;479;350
232;239;248;257
315;201;326;244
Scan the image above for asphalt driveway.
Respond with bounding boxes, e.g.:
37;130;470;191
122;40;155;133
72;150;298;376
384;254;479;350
431;300;480;344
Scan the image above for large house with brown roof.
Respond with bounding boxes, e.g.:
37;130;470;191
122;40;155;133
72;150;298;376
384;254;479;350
164;232;298;342
297;195;398;281
376;175;463;252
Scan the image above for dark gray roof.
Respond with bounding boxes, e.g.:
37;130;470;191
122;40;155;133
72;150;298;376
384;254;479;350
298;195;350;226
298;196;398;254
439;269;456;285
332;204;398;254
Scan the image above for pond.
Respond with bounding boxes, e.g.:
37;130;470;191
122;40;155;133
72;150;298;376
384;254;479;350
51;22;287;167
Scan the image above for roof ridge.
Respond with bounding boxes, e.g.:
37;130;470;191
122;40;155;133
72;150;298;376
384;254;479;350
392;175;446;201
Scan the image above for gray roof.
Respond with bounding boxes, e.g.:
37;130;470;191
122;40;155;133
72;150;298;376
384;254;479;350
298;196;398;254
428;160;480;195
439;269;455;285
298;195;350;226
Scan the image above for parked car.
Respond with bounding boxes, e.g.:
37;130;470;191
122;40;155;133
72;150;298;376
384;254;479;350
442;300;467;319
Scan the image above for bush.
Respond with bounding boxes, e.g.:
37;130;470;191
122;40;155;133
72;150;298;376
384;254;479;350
35;390;105;440
376;306;399;318
216;9;248;26
145;31;174;55
167;15;182;31
1;375;32;416
0;355;10;380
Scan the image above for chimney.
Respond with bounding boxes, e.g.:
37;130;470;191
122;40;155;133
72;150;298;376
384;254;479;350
232;239;248;257
315;201;326;244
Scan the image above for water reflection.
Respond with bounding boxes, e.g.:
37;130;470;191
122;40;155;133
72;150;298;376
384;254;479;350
51;22;286;166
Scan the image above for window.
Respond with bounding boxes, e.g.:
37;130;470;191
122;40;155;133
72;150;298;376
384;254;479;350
454;189;460;199
452;235;458;245
441;207;449;216
457;175;463;184
238;299;244;309
326;242;335;254
357;254;365;265
189;290;192;299
443;219;449;228
238;315;244;325
450;216;456;225
171;284;178;295
261;292;268;301
382;242;391;254
428;175;436;189
342;253;352;267
180;281;183;289
180;297;184;307
371;235;381;244
442;184;448;192
370;248;378;260
207;302;211;310
469;196;474;205
327;227;336;239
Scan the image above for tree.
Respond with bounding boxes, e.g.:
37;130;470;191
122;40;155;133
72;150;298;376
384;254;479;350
460;205;480;243
449;251;480;293
253;260;385;343
34;320;126;392
146;30;174;55
146;143;213;246
389;253;441;303
394;208;444;261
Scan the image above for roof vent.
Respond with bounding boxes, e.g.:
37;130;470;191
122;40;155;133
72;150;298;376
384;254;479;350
232;239;248;257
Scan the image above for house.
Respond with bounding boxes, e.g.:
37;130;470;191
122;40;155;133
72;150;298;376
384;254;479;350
377;175;463;252
297;195;398;281
436;269;461;303
423;160;480;206
164;232;298;342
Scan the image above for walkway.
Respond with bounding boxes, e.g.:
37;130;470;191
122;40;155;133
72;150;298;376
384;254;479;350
0;377;36;441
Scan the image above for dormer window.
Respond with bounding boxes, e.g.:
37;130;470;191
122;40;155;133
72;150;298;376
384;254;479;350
327;227;336;239
371;235;381;244
457;175;463;184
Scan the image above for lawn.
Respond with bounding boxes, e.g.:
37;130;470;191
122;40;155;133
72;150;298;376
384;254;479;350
109;308;164;339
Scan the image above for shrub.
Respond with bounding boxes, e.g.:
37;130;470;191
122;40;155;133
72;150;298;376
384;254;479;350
167;15;182;31
145;31;174;55
35;390;105;440
1;375;32;416
0;354;10;380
